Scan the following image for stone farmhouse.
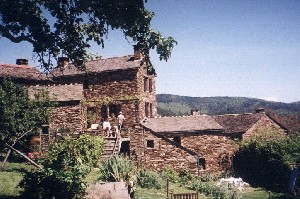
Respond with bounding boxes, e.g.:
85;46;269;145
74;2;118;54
0;48;287;174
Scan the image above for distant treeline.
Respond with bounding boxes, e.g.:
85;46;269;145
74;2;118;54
156;94;300;132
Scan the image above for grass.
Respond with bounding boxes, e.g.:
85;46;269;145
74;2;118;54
0;162;295;199
0;162;34;199
135;183;206;199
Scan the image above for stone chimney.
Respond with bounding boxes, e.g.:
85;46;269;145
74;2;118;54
16;59;28;65
191;109;200;116
57;57;69;67
255;107;265;113
133;44;142;60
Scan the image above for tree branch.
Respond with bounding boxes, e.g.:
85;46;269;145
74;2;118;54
0;25;36;44
5;143;42;169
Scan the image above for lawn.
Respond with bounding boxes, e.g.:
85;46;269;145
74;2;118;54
0;162;34;199
0;162;295;199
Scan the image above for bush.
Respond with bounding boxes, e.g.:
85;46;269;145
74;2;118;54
20;135;104;199
233;132;300;192
162;166;179;183
136;170;166;189
186;177;227;199
98;155;134;182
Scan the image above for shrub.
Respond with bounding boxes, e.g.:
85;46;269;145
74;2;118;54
233;132;300;192
162;166;179;182
136;169;166;189
20;135;104;199
98;155;134;182
178;167;193;184
186;177;227;199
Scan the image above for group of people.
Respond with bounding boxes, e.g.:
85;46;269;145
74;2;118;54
99;112;125;137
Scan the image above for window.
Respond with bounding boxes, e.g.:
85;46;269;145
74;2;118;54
147;140;154;148
144;77;153;93
149;78;153;92
150;103;153;118
144;77;148;91
100;104;121;118
87;107;99;127
145;102;149;117
173;136;181;146
42;125;49;134
83;79;89;89
198;158;206;170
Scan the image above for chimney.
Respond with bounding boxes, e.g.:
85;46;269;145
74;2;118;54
133;44;142;60
191;109;200;116
16;59;28;65
255;107;265;113
57;57;69;67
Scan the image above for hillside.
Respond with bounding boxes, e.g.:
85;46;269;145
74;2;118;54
156;94;300;132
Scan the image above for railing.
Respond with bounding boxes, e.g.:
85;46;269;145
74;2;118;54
170;192;199;199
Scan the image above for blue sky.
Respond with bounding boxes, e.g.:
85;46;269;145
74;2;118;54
0;0;300;103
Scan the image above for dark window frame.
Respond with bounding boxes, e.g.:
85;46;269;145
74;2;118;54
173;136;181;146
146;140;154;148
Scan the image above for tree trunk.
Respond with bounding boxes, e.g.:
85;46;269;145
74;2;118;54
0;129;33;172
0;148;12;172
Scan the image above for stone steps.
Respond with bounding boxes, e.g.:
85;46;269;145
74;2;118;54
100;137;119;161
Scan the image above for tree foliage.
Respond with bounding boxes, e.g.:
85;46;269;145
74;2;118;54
233;132;300;192
0;78;52;151
20;135;104;199
0;0;177;70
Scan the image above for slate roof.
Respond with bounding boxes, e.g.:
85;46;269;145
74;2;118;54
141;115;224;133
0;64;47;81
50;55;141;77
213;113;263;134
28;84;83;101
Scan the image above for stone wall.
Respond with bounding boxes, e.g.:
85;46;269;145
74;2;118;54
243;114;286;139
49;103;82;132
131;128;239;174
136;66;157;119
131;128;199;174
180;133;239;173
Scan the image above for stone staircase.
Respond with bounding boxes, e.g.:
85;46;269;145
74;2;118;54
100;135;121;161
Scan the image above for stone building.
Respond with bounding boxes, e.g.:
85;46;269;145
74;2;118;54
0;49;288;174
138;110;287;174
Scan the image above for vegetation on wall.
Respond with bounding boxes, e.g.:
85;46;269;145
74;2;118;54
20;135;104;199
233;132;300;193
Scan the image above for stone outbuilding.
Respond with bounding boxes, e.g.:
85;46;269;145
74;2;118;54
137;110;287;174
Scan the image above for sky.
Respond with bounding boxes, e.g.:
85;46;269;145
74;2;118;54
0;0;300;103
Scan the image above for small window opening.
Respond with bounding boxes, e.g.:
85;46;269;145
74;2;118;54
198;158;206;170
42;125;49;135
147;140;154;148
83;79;89;89
173;136;181;146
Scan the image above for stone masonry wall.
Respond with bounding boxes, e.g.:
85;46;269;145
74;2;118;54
136;66;157;119
180;133;239;174
132;128;239;175
243;114;286;139
49;104;82;133
131;128;198;174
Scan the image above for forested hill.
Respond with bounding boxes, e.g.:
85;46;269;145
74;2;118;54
157;94;300;117
157;94;300;116
156;94;300;132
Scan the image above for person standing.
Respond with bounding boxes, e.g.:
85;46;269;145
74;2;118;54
117;111;125;130
102;118;111;137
